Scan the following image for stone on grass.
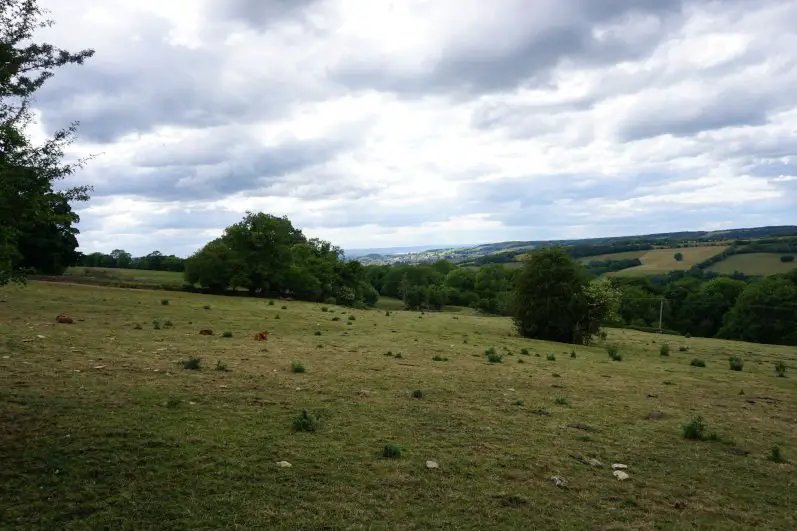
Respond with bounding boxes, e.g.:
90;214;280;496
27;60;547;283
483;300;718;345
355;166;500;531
587;458;603;468
425;460;439;470
612;463;628;470
613;470;630;481
276;461;292;468
647;410;666;420
551;476;568;488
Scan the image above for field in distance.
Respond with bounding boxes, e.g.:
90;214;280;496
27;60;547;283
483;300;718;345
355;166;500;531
601;246;727;276
60;266;185;288
707;253;797;276
1;282;796;530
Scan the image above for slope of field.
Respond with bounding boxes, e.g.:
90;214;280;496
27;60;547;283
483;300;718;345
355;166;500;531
707;253;797;276
610;246;728;276
61;267;185;288
1;282;795;530
577;250;648;263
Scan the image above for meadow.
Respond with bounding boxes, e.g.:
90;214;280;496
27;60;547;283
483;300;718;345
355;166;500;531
1;281;796;530
609;246;728;277
61;266;185;288
707;253;797;276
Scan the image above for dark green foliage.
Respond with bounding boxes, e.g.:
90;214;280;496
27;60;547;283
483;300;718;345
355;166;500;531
674;252;684;262
331;316;341;322
570;350;576;358
554;398;569;406
160;299;169;306
518;358;525;364
221;331;232;338
394;352;403;359
729;356;744;371
293;409;319;432
679;346;688;352
775;361;787;377
291;361;305;373
384;351;394;357
314;331;322;336
607;345;622;361
165;398;182;409
133;322;142;330
484;347;503;363
769;445;785;463
690;359;706;367
546;353;556;361
411;390;423;399
163;320;174;329
660;343;670;356
152;320;161;330
520;348;529;356
382;444;403;459
268;300;275;305
281;305;287;310
215;360;229;372
431;355;448;362
181;357;201;370
321;306;328;312
682;416;707;440
274;314;280;320
348;315;356;321
203;305;211;310
781;255;795;263
718;274;797;346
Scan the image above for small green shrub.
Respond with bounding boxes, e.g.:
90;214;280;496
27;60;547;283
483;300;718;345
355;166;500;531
679;346;688;352
281;305;287;310
291;361;305;373
152;320;161;330
321;307;328;312
684;332;692;338
181;357;201;370
384;350;394;357
160;299;169;306
331;316;341;322
274;314;281;320
570;350;576;358
485;347;503;363
166;397;182;408
554;397;569;406
268;300;275;306
431;355;448;362
394;352;403;359
775;361;787;377
691;358;706;368
607;345;622;361
162;320;174;329
382;443;403;459
412;390;423;399
314;331;322;336
520;348;529;356
769;445;786;463
546;353;556;361
203;304;211;310
663;380;675;385
682;416;707;440
348;315;356;321
518;358;525;364
729;356;744;371
660;343;670;356
599;330;608;340
222;331;233;338
293;409;319;432
215;360;229;372
133;322;142;330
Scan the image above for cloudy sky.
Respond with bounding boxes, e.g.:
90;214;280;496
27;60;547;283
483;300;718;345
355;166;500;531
30;0;797;257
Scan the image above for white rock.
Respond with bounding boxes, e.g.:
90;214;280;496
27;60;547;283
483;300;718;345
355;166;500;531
587;458;603;468
425;460;439;469
93;365;105;369
613;470;630;481
612;463;628;470
276;461;292;468
2;355;9;359
551;475;568;488
36;335;45;339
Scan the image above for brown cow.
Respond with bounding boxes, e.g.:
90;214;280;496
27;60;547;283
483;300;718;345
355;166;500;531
253;331;269;341
56;314;74;324
199;329;214;335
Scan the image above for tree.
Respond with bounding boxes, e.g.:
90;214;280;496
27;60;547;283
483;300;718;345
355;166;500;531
781;255;795;263
718;274;797;346
677;277;747;338
512;247;591;343
1;0;95;285
674;252;684;262
110;249;133;269
14;193;80;274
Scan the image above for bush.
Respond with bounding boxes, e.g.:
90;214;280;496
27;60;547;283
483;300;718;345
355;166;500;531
729;356;744;371
599;330;608;341
682;416;707;440
554;397;569;406
520;348;529;356
321;306;328;312
769;445;786;463
394;352;403;359
660;343;670;356
518;358;525;364
281;305;287;310
293;409;319;432
274;314;281;320
485;347;503;363
181;357;201;370
331;316;341;322
775;361;787;377
348;315;356;321
291;361;305;373
203;304;211;310
160;299;169;306
690;358;706;367
412;389;423;399
163;320;174;329
152;320;161;330
570;350;576;358
314;330;322;336
780;255;795;263
215;360;229;372
431;355;448;362
546;353;556;361
384;350;394;357
268;300;275;306
607;345;622;361
382;443;403;459
679;346;688;352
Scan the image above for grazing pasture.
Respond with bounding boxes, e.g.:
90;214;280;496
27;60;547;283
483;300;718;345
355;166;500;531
62;267;185;288
707;253;797;276
609;246;728;276
1;282;795;530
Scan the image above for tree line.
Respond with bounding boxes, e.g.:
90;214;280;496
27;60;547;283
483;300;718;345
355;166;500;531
79;250;185;272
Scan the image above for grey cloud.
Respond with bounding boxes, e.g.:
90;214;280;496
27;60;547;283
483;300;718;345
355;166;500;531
211;0;319;28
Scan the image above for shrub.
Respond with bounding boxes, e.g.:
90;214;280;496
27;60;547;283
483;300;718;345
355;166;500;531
382;443;403;459
394;352;403;359
431;355;448;362
384;350;394;357
268;300;275;306
780;255;795;263
222;331;233;338
685;332;692;338
769;445;786;463
331;316;341;322
166;397;182;408
293;409;319;432
321;307;328;312
554;397;569;406
679;346;688;352
520;348;529;356
160;299;169;306
518;358;525;364
599;330;608;341
412;389;423;399
660;343;670;356
274;314;281;320
281;305;287;310
291;361;305;373
729;356;744;371
385;311;390;316
133;322;142;330
348;315;356;321
691;358;706;368
682;416;707;440
215;360;229;372
546;353;556;361
314;330;322;336
607;345;622;361
570;350;576;358
485;347;503;363
181;357;201;370
163;320;174;329
152;320;161;330
775;361;787;377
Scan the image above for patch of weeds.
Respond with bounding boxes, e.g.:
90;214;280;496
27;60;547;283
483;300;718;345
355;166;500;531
152;320;161;330
222;331;233;338
520;348;529;356
133;322;143;330
274;314;281;320
599;330;608;340
181;357;201;370
412;389;423;399
291;361;305;373
162;320;174;329
385;311;390;316
384;350;394;357
160;299;169;306
554;397;569;406
348;315;356;321
215;360;229;372
775;361;787;377
431;355;448;362
546;353;556;361
576;435;591;442
663;380;675;385
321;306;328;312
691;359;706;368
570;350;576;358
729;356;744;371
394;352;403;359
518;358;525;364
660;343;670;356
768;445;786;463
679;346;688;352
293;409;320;432
682;416;721;442
347;321;353;326
382;443;403;459
331;316;341;322
268;300;274;306
485;347;503;364
314;330;322;336
607;345;622;361
203;304;211;310
281;305;288;310
165;397;182;408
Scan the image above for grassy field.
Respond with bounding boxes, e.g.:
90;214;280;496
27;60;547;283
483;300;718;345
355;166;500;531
609;246;728;277
707;253;797;276
61;267;185;288
577;250;648;264
1;282;796;530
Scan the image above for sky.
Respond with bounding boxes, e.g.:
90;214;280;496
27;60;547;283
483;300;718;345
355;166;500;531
29;0;797;257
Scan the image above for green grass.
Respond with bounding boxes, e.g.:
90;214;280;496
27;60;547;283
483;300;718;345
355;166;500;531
609;245;728;277
62;266;185;288
1;281;796;529
707;253;797;276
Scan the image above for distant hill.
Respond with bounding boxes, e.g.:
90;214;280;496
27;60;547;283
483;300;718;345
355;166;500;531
343;244;475;259
353;226;797;266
